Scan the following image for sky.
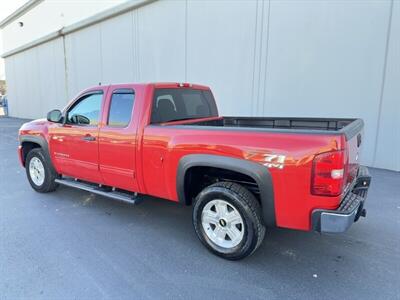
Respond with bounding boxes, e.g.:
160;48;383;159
0;0;28;80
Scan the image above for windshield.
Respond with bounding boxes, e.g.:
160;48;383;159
151;88;218;124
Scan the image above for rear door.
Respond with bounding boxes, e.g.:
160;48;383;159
98;86;138;192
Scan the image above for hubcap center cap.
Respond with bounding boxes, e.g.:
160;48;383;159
219;219;227;227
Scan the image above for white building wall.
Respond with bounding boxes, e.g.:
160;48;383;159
187;0;261;116
374;0;400;171
137;0;186;82
2;0;399;170
64;25;103;99
263;1;392;167
5;37;66;119
100;11;136;84
1;0;127;54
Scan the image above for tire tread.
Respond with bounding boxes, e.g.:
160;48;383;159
25;148;59;193
193;181;266;260
210;182;266;256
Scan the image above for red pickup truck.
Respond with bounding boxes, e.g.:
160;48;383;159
18;82;371;260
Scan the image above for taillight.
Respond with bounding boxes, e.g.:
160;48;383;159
311;150;347;196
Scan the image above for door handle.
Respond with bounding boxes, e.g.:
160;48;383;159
82;135;96;142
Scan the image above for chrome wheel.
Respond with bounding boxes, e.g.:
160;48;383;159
201;199;245;248
29;157;45;186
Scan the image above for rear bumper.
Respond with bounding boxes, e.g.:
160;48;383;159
312;166;371;233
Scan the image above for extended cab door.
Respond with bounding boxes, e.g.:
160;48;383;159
98;86;138;192
49;90;105;183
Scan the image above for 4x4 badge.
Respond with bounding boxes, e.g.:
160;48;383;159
263;154;286;169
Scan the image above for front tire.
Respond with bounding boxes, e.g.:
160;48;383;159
25;148;58;193
193;182;265;260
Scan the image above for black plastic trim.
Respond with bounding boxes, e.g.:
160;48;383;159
177;154;276;227
19;134;59;176
339;118;364;141
19;135;50;165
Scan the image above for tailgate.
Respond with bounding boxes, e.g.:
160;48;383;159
342;120;364;189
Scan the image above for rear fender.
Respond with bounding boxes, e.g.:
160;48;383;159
177;154;276;227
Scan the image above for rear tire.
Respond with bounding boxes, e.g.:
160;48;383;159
193;182;265;260
25;148;59;193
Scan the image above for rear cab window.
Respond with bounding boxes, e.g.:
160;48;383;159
151;88;218;124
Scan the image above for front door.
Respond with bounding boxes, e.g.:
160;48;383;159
50;91;104;183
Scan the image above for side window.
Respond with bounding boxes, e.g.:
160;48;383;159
107;89;135;127
67;93;103;126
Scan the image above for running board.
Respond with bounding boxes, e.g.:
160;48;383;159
55;178;140;205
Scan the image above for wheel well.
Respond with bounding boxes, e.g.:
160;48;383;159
183;166;260;205
21;142;41;165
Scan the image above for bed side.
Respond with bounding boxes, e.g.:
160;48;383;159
141;124;347;231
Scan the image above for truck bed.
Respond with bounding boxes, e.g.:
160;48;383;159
171;117;363;140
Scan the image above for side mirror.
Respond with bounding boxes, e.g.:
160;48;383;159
47;109;63;123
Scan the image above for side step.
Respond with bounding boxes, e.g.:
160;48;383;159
55;178;140;205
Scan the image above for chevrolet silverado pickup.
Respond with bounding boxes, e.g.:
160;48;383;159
18;82;371;260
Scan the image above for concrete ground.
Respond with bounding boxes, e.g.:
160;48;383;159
0;117;399;300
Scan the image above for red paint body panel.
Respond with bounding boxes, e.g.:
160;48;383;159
18;82;363;231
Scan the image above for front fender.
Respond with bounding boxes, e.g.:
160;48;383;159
19;135;52;167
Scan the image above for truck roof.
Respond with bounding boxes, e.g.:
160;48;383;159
82;82;211;92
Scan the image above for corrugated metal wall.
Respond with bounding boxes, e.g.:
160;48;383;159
4;0;400;171
5;37;67;118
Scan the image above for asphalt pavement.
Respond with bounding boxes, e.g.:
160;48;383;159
0;117;399;300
